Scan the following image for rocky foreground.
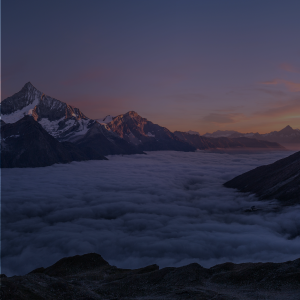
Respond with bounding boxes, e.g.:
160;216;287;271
1;253;300;299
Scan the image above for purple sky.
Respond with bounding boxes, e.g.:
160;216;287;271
2;0;300;134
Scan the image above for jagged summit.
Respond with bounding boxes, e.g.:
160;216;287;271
125;111;139;117
22;81;35;89
279;125;293;132
20;82;42;95
106;111;196;151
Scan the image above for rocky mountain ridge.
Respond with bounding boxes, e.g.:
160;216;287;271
224;150;300;205
105;111;196;152
1;82;291;168
1;253;300;300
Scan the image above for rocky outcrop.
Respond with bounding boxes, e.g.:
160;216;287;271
1;116;107;168
106;111;196;152
174;131;284;150
1;253;300;299
224;151;300;205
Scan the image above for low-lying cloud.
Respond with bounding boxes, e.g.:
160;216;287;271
2;150;300;276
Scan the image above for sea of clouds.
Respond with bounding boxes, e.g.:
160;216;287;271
2;150;300;276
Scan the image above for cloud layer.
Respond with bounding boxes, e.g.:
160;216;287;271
2;150;300;276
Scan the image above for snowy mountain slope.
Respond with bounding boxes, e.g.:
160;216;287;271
1;82;94;141
1;83;143;156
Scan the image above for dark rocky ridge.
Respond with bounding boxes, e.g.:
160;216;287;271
106;111;196;152
224;151;300;205
174;131;284;150
1;116;107;168
1;253;300;299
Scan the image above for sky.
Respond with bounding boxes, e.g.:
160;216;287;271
2;0;300;134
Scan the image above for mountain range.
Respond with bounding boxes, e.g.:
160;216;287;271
1;82;144;158
2;253;300;299
174;131;283;150
203;126;300;144
0;82;287;167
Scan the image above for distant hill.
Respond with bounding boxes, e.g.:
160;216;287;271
203;130;242;138
174;131;284;150
204;126;300;144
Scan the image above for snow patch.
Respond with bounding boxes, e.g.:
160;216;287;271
39;117;65;138
147;132;155;137
2;97;40;124
3;135;20;141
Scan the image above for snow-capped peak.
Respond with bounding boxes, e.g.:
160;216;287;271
1;82;93;141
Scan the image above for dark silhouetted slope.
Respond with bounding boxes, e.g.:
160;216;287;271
1;116;107;168
224;151;300;205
